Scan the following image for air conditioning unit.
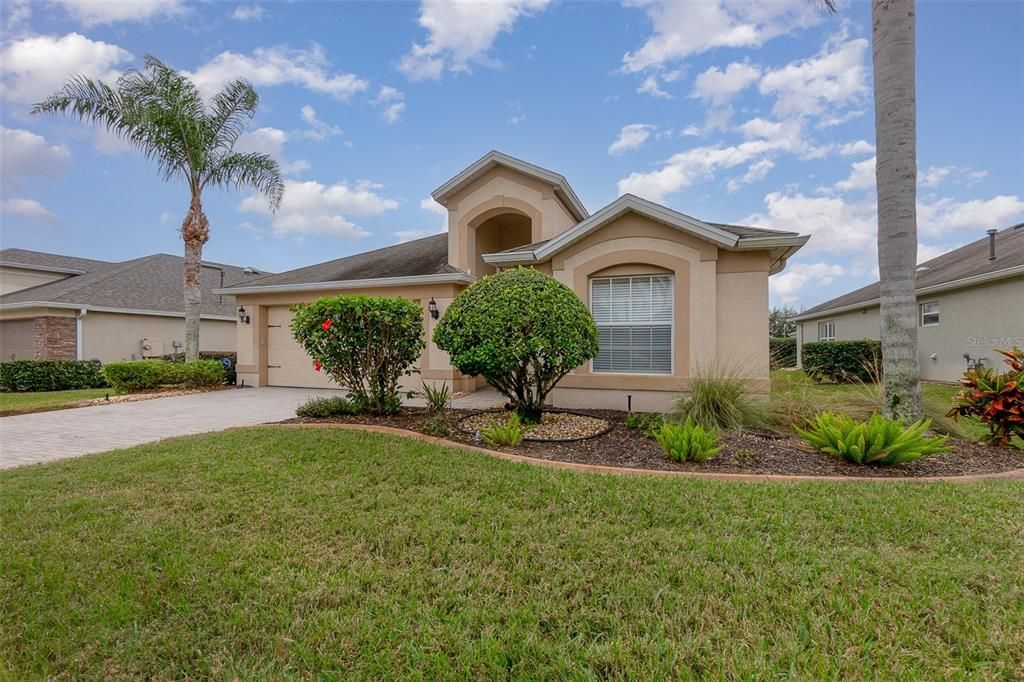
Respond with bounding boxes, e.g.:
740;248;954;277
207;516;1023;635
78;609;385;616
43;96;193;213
140;337;164;357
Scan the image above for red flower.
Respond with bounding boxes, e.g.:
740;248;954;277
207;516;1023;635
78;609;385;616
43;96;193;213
322;319;333;331
313;359;322;372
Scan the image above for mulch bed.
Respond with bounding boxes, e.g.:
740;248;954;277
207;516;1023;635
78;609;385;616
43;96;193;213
283;407;1024;479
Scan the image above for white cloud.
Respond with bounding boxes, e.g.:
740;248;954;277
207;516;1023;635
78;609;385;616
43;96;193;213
833;156;876;192
759;32;868;119
395;197;449;243
92;126;137;154
0;126;71;188
233;127;308;176
51;0;184;26
622;0;820;73
399;0;551;80
770;261;846;305
692;62;761;105
618;117;813;201
920;165;953;188
727;158;775;192
1;198;59;224
609;123;655;156
919;165;989;188
917;242;954;264
297;105;343;141
239;179;397;238
918;195;1024;237
231;4;266;21
0;33;133;104
637;74;671;98
185;45;368;100
838;140;874;156
372;86;405;124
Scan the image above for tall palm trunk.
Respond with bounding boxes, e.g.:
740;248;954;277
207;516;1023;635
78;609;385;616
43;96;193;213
181;193;209;362
873;0;921;420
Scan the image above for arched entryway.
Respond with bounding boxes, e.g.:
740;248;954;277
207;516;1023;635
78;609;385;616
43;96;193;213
469;209;533;276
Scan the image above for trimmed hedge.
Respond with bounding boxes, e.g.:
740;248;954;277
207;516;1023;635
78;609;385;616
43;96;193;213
102;359;225;393
0;359;108;392
769;337;797;369
802;339;881;383
162;351;237;385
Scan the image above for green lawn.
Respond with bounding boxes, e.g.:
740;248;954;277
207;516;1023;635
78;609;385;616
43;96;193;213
2;427;1022;678
0;388;110;416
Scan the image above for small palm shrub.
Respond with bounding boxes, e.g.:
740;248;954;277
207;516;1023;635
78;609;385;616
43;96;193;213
947;347;1024;446
673;362;769;431
796;412;950;465
654;418;722;463
418;382;451;415
625;411;664;438
480;413;525;447
295;396;358;418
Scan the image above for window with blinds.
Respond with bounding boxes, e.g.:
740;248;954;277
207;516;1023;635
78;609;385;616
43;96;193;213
590;274;673;374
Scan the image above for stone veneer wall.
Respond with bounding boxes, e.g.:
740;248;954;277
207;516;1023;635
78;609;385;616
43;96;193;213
33;316;77;359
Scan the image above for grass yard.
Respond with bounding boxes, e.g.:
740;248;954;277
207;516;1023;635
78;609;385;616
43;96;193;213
0;388;110;417
2;427;1023;678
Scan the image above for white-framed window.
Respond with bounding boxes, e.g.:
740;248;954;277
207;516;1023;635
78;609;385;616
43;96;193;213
920;301;940;326
590;274;673;374
818;319;836;341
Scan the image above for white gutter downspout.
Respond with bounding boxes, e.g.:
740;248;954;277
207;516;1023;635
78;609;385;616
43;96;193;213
76;308;87;360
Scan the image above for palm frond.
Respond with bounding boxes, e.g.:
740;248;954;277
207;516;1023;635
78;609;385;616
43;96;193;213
208;79;259;151
203;152;284;211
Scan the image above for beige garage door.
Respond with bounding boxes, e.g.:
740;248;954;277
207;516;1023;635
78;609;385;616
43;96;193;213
266;306;337;388
0;319;35;361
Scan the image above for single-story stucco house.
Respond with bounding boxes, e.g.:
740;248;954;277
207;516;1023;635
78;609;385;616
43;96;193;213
793;223;1024;382
219;150;810;411
0;248;266;363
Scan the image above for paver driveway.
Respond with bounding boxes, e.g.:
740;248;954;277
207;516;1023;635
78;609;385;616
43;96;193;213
0;387;338;469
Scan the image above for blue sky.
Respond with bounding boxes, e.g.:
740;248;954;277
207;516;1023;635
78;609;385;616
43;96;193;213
1;0;1022;309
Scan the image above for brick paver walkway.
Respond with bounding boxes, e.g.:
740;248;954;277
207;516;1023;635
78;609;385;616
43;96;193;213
0;386;503;469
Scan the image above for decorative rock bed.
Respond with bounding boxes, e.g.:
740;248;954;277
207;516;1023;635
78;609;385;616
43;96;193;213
457;410;611;442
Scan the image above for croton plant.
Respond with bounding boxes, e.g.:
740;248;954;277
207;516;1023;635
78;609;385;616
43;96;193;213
947;346;1024;446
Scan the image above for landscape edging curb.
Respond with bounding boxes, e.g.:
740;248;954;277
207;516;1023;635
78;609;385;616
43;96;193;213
267;423;1024;483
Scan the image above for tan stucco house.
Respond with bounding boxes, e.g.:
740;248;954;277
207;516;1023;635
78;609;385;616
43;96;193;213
0;248;265;363
793;224;1024;382
219;150;810;411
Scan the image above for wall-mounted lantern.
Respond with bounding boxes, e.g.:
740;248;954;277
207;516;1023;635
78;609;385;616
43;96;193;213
428;298;439;320
237;305;250;325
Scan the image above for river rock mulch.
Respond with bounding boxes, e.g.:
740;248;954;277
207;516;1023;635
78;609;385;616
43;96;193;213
283;407;1024;479
457;410;611;441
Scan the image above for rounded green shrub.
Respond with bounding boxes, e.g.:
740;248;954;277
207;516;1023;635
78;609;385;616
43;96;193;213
433;267;598;423
290;295;424;415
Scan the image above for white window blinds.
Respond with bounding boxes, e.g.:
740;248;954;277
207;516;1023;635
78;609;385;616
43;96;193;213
591;275;673;374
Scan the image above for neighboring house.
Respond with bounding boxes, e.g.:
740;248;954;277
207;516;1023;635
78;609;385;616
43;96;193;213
0;248;268;363
219;150;809;411
793;224;1024;382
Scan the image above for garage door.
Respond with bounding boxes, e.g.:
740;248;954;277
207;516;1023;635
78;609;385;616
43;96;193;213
0;319;35;361
266;306;337;388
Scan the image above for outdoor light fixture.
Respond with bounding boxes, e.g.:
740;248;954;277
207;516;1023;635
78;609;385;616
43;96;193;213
428;297;439;320
237;305;250;325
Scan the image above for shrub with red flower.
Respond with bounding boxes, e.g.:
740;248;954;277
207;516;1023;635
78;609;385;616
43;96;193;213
947;346;1024;446
290;295;424;415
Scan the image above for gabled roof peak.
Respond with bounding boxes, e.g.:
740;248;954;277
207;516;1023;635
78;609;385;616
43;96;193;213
431;150;588;222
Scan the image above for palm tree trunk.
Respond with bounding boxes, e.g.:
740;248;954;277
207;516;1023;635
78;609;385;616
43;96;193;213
181;193;209;362
872;0;922;421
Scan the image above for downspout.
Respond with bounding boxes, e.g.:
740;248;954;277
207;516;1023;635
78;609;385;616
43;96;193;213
76;308;87;360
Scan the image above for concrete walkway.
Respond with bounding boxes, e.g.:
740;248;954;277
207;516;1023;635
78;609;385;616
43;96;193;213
0;386;503;469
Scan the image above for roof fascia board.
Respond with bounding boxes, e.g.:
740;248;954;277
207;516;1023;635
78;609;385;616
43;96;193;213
431;151;588;221
0;261;87;275
0;301;236;321
214;271;476;296
792;264;1024;321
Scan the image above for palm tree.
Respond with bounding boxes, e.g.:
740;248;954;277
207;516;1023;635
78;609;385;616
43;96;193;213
32;56;284;362
871;0;921;420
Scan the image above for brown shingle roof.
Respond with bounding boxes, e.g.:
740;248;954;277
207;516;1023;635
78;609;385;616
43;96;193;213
224;232;460;289
1;252;269;316
797;224;1024;319
0;248;111;273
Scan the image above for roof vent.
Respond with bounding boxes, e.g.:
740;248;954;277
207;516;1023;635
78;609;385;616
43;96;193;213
915;265;930;273
243;266;259;275
987;228;997;260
